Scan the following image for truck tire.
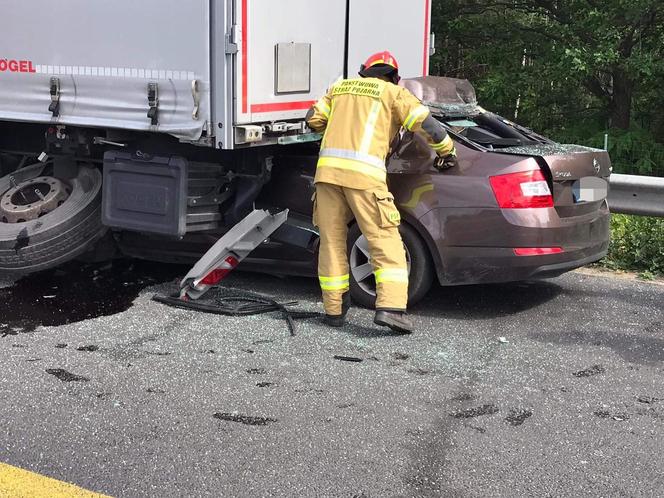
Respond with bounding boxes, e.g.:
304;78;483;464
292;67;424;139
0;163;106;274
347;222;434;309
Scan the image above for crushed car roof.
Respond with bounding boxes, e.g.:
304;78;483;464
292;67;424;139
402;77;479;117
402;76;477;106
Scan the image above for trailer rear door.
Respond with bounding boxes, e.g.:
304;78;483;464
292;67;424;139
235;0;433;135
236;0;347;126
347;0;432;79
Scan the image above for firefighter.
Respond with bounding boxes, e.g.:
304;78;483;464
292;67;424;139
306;51;457;334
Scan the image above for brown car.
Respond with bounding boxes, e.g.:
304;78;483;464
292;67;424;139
2;77;610;308
227;77;611;307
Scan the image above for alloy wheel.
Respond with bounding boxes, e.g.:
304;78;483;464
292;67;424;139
349;234;411;298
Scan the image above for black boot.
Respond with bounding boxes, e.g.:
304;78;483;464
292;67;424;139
374;310;414;334
323;292;351;328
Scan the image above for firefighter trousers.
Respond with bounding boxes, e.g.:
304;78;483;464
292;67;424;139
313;182;409;316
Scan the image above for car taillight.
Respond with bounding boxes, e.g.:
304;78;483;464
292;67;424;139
199;255;240;286
490;169;553;208
514;247;563;256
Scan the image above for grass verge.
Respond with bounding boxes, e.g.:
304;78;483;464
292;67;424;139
596;214;664;279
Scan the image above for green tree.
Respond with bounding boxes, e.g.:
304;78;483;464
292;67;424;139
431;0;664;135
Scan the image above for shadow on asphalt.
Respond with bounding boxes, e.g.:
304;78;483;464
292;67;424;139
342;322;411;339
412;280;563;320
227;273;565;322
556;285;663;309
531;328;664;365
0;258;567;337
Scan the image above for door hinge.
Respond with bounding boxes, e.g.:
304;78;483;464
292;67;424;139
49;77;61;118
225;25;239;54
147;82;159;126
191;79;201;120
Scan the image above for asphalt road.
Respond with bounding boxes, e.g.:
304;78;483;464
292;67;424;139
0;262;663;497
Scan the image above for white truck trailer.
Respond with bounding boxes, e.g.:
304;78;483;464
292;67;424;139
0;0;433;273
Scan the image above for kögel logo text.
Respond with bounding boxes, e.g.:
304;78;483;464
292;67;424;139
0;59;37;73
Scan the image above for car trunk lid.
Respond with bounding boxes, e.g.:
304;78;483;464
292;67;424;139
499;144;611;217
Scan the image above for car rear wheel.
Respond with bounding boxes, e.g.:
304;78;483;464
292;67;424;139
0;161;106;274
347;222;434;309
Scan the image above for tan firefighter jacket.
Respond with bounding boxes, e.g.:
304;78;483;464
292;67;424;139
307;77;455;190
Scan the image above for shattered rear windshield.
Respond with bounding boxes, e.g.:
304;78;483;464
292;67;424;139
428;104;552;150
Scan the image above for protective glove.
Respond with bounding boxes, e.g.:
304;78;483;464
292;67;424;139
434;150;459;171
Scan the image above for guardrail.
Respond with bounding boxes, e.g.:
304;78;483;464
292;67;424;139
609;174;664;217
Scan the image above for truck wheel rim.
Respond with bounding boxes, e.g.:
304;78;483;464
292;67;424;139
349;234;411;297
0;176;71;224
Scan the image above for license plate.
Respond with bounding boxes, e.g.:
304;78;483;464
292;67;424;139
572;177;608;203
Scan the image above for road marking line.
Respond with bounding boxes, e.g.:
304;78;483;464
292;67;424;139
0;462;112;498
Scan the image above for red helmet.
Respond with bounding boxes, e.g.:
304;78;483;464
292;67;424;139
361;51;399;72
359;51;400;81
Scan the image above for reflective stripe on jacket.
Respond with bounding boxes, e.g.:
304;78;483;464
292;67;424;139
307;77;453;190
